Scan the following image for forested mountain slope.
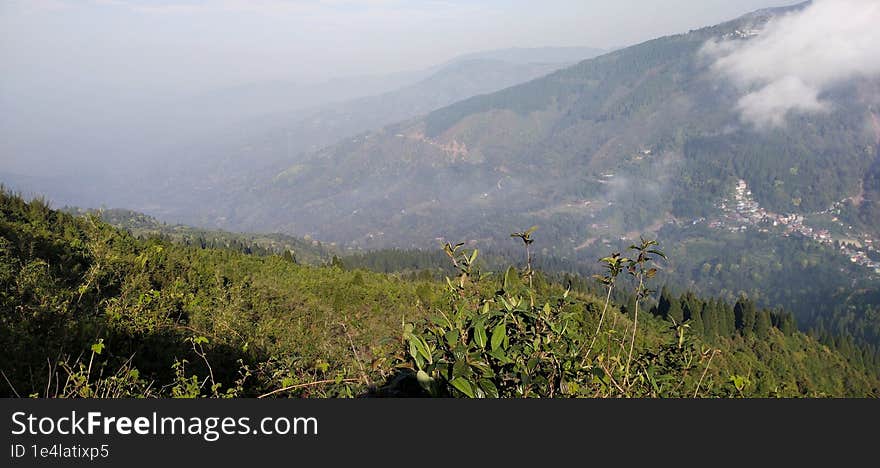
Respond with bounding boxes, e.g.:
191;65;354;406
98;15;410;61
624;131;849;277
1;190;876;397
145;55;602;228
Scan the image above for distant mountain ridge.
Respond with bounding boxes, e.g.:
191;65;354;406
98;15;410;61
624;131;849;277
440;46;607;66
1;47;605;222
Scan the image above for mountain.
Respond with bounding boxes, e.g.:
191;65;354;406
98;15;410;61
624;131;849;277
161;57;595;182
146;52;606;225
145;46;604;150
0;48;604;223
440;46;607;66
169;3;879;341
194;4;878;252
231;2;880;248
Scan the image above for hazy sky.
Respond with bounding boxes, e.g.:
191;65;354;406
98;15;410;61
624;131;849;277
1;0;801;95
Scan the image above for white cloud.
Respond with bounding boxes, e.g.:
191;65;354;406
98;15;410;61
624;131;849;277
704;0;880;127
736;75;827;127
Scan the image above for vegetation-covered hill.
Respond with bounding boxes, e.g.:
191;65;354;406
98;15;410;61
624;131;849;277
62;207;334;266
2;190;877;397
71;203;880;379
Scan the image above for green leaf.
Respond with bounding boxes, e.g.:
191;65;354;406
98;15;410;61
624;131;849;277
488;349;510;364
452;360;470;378
502;266;517;294
491;323;506;351
469;360;494;377
411;336;433;365
473;323;487;348
478;379;499;398
449;377;475;398
413;353;425;370
648;249;667;259
452;344;467;361
408;340;419;361
445;329;460;348
90;340;105;355
527;357;539;372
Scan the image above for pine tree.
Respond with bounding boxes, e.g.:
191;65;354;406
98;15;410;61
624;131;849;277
667;296;684;324
743;300;757;336
726;303;737;336
281;250;297;263
691;302;704;337
734;298;757;335
734;299;745;332
715;302;728;336
700;302;713;337
755;308;772;339
781;312;797;335
658;286;673;318
682;295;694;322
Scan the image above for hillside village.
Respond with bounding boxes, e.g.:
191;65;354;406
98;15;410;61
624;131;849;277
706;180;880;275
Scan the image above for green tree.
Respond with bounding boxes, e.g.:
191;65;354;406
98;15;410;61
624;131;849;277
281;250;297;263
734;298;757;336
755;308;772;339
692;301;707;337
658;286;674;318
666;295;685;324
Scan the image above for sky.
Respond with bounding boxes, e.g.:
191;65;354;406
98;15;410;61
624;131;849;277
1;0;802;95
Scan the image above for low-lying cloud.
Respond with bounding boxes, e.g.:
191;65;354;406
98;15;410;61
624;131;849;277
704;0;880;128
